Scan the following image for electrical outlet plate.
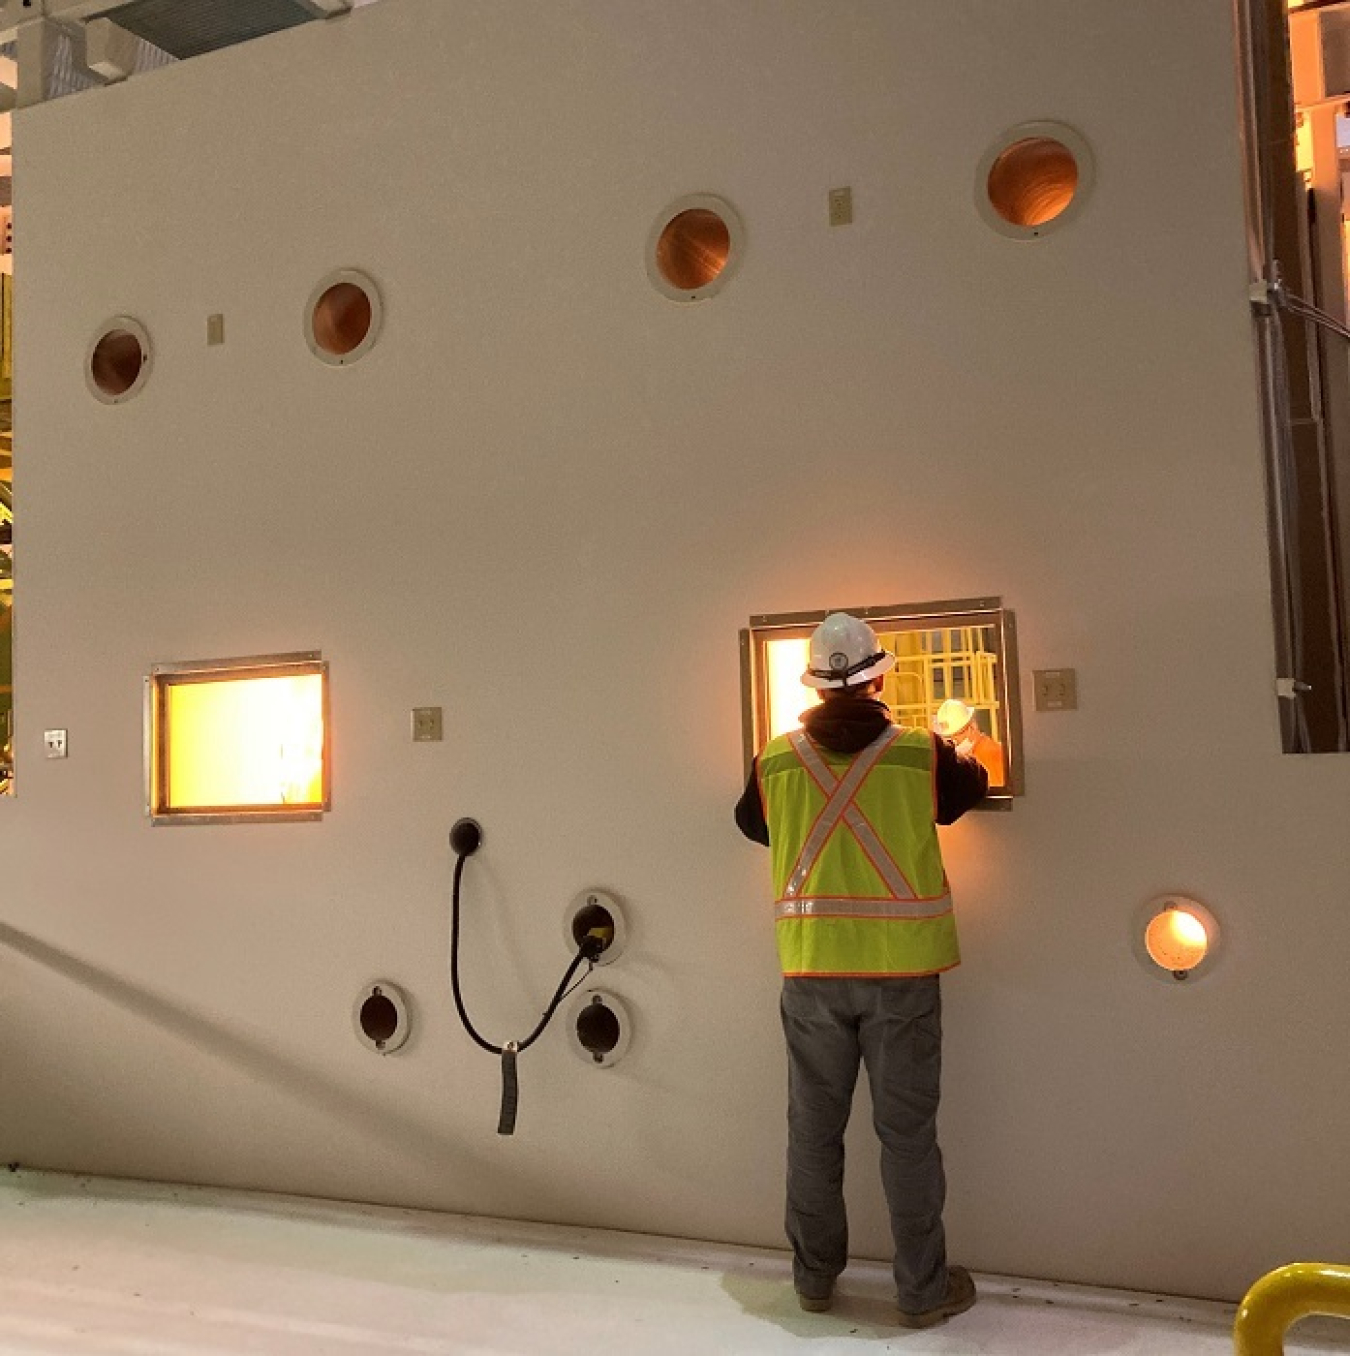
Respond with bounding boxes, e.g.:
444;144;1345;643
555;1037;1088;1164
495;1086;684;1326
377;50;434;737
412;707;443;742
43;729;68;759
1033;669;1078;712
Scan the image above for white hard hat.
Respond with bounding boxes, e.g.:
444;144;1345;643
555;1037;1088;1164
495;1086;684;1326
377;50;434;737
801;613;896;690
932;699;977;739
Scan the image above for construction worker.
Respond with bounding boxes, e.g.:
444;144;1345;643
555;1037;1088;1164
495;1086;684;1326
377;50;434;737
734;611;987;1328
932;698;1006;787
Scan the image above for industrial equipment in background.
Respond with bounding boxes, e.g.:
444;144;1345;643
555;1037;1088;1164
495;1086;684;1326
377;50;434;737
447;818;625;1135
0;270;10;795
1239;0;1350;753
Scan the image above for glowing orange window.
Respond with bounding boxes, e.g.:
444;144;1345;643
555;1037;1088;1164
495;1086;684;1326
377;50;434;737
147;654;329;824
741;600;1023;807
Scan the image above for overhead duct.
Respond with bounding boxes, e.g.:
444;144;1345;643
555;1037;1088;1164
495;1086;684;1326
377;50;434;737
0;0;382;108
97;0;332;62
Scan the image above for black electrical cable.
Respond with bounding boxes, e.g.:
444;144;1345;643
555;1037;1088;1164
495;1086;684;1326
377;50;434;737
448;825;601;1134
449;849;596;1057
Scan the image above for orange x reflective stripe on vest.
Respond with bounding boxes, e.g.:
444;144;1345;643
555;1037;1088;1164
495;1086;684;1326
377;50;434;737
778;728;935;915
760;724;959;978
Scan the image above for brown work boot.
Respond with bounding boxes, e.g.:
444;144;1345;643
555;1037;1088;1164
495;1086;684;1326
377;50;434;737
896;1265;976;1329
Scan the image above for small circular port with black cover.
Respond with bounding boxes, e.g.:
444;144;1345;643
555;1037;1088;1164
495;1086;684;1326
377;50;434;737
359;992;399;1045
571;899;616;959
563;890;627;966
576;997;621;1062
566;990;632;1069
352;981;411;1055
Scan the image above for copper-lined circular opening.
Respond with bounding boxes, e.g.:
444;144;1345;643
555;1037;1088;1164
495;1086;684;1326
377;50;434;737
306;271;382;365
88;323;150;402
656;209;731;292
648;196;744;301
977;123;1093;240
312;282;373;357
987;137;1079;229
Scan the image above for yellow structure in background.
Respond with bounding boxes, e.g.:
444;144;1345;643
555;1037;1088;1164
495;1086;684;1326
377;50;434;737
879;626;1000;742
163;673;325;811
1234;1262;1350;1355
760;625;1001;753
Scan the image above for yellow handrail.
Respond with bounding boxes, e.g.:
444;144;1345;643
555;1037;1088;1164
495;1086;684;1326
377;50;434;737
1234;1263;1350;1355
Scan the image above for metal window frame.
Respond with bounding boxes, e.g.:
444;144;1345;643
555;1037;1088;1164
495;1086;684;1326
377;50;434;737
144;650;330;826
739;597;1023;810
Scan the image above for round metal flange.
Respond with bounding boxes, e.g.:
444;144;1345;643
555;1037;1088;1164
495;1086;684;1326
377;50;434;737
566;989;632;1069
563;889;627;966
1132;894;1221;986
646;193;746;302
353;980;411;1054
305;268;383;366
975;121;1094;241
86;316;153;405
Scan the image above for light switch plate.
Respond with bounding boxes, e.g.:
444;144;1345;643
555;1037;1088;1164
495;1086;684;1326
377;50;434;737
1033;669;1078;712
412;707;443;742
828;186;854;227
44;728;68;759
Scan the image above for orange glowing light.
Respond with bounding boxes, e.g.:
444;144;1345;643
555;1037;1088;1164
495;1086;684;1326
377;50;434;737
765;638;820;741
163;672;326;813
1144;906;1209;973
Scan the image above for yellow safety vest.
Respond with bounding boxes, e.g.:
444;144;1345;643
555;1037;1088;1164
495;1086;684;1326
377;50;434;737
758;725;959;978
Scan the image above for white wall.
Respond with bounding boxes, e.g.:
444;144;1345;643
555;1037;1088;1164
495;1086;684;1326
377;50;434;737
2;0;1345;1303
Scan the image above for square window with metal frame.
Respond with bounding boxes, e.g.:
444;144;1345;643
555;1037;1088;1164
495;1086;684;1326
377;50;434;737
145;653;330;825
741;599;1022;807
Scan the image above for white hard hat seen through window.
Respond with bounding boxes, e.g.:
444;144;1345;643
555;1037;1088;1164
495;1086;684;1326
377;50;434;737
932;699;978;740
801;613;897;690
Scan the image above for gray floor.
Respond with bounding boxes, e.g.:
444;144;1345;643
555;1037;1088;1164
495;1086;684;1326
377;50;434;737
0;1171;1344;1354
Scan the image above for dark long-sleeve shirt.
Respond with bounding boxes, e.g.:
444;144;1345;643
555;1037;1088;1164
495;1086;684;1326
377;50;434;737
734;698;988;846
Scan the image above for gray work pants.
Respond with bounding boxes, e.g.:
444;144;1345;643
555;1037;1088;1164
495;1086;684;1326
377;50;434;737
780;975;948;1309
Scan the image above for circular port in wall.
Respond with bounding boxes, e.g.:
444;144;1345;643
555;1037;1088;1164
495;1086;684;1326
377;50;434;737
1134;895;1220;985
647;195;745;301
87;318;152;403
977;122;1093;239
563;889;627;967
306;269;382;365
567;989;632;1068
353;980;410;1054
